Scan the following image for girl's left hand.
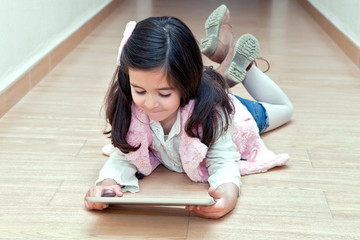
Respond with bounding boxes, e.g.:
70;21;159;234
185;183;239;219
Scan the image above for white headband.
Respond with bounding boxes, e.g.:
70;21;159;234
116;21;136;66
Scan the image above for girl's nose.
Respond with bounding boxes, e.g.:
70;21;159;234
144;95;159;109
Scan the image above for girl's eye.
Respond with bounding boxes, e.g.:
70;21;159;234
159;93;171;97
135;90;146;95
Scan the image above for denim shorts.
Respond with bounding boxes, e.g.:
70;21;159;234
233;95;269;134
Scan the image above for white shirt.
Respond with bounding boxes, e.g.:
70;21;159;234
96;110;241;193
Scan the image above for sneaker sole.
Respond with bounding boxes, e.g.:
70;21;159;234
225;33;260;83
200;4;227;57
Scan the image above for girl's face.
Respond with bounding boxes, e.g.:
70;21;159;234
129;68;181;131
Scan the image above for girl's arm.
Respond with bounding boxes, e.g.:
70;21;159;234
186;182;238;219
96;147;140;193
84;147;139;210
187;124;241;218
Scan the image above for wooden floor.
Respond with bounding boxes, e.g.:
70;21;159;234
1;0;360;239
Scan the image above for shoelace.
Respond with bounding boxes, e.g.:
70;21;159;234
253;57;270;73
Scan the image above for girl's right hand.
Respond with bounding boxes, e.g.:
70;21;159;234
84;179;123;210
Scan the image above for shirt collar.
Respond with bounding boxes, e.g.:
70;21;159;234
150;110;181;140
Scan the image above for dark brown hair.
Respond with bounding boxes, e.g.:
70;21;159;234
104;16;233;153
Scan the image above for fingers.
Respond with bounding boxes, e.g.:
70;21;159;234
84;184;123;210
208;186;222;200
186;205;224;219
101;184;123;197
102;190;116;197
192;209;223;219
186;187;228;219
84;199;109;210
84;188;109;210
110;185;123;197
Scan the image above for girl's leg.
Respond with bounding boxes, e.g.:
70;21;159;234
214;33;292;132
202;5;293;132
242;65;293;132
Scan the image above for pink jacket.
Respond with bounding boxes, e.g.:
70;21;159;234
110;95;289;183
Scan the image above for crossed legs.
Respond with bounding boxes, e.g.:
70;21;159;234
201;5;293;132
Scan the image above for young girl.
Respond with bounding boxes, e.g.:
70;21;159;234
84;5;292;219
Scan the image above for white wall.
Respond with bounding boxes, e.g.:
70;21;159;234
0;0;111;93
308;0;360;48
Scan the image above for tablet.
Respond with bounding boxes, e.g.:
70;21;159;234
86;196;215;206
